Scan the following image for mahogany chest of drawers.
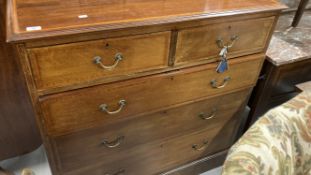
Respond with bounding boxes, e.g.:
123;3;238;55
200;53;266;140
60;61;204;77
5;0;286;174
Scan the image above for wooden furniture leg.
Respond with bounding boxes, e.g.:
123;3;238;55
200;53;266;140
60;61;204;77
292;0;310;27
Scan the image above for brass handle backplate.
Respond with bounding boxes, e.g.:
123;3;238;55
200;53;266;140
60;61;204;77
99;100;126;115
105;169;125;175
199;109;217;120
101;136;125;148
192;140;209;151
216;35;239;49
210;77;231;89
94;53;123;70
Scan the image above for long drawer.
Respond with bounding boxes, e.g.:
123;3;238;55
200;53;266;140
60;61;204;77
59;113;242;175
175;16;275;65
64;124;238;175
53;88;251;172
28;32;171;90
41;54;264;136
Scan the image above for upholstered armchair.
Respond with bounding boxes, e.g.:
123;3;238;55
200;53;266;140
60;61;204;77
222;84;311;175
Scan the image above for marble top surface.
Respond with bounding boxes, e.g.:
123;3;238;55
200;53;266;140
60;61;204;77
267;11;311;66
297;81;311;93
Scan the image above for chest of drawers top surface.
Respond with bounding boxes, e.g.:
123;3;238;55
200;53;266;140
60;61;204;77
7;0;286;42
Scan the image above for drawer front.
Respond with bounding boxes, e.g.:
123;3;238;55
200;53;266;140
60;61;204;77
175;17;275;64
54;89;251;172
62;114;241;175
28;32;171;90
41;54;263;136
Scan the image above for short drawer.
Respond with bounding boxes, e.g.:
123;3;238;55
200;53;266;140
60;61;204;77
175;16;275;65
54;89;251;172
41;54;263;136
28;32;171;90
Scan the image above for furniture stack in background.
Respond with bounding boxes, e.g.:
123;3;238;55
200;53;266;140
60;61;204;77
246;10;311;127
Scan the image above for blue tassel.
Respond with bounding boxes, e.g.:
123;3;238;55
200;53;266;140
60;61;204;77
216;60;228;73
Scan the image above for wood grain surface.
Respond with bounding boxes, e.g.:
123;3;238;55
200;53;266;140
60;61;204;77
175;16;275;64
61;115;241;175
28;32;171;90
4;0;285;174
6;0;286;42
40;54;263;136
54;88;251;172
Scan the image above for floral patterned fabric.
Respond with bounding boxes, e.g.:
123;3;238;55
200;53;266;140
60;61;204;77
222;89;311;175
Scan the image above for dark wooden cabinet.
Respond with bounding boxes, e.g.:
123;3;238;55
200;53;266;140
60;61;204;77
247;58;311;127
0;0;41;161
